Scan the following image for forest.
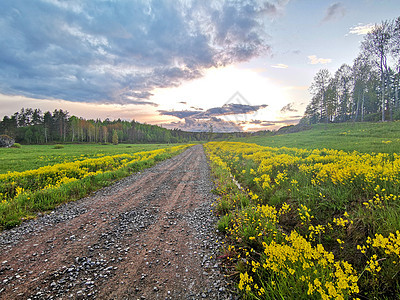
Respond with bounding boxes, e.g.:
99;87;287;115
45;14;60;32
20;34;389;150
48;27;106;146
0;108;249;144
302;16;400;124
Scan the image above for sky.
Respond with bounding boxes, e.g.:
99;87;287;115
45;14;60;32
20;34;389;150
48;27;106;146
0;0;399;132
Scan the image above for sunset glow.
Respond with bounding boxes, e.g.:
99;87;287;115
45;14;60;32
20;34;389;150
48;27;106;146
0;1;399;131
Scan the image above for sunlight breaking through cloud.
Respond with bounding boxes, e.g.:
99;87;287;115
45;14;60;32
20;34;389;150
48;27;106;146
0;0;289;105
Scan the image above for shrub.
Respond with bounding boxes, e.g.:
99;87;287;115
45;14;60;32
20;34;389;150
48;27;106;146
53;144;64;149
11;143;21;148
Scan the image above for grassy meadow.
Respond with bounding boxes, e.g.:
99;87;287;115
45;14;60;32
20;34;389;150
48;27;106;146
0;143;181;174
0;143;191;229
207;122;400;299
238;122;400;154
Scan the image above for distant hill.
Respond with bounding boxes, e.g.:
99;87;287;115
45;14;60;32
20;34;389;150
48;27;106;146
234;122;400;154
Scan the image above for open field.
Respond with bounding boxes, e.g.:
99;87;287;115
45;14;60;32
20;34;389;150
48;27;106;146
0;144;190;228
237;122;400;154
0;143;182;174
206;139;400;299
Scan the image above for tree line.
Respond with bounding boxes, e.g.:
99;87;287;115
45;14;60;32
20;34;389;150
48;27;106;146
302;16;400;124
0;108;251;144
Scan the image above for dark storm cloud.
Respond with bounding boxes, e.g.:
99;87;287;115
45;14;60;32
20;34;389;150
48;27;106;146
322;2;345;23
0;0;286;104
159;103;267;119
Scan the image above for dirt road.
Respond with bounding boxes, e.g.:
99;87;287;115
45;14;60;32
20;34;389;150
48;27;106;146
0;145;234;299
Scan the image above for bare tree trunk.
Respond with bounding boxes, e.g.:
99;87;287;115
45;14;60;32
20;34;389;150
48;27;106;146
323;89;329;124
355;93;361;122
390;84;393;122
361;90;365;122
381;64;385;122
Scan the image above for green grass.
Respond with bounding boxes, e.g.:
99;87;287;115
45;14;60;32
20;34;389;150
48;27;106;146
0;145;190;229
0;143;181;174
237;122;400;154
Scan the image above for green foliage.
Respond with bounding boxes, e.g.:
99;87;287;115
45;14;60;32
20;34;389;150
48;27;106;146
112;129;118;145
53;144;64;149
24;128;33;143
11;143;21;148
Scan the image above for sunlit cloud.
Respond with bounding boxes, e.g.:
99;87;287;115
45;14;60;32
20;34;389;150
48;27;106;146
161;118;242;133
159;101;268;132
308;55;332;65
159;103;267;119
348;23;375;35
240;117;302;131
271;63;289;69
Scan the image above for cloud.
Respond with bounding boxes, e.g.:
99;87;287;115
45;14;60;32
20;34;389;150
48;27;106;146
348;23;375;35
238;117;302;131
280;103;297;113
162;118;242;133
159;102;268;132
271;63;289;69
157;110;201;119
0;0;288;104
159;103;267;119
322;2;345;23
308;55;332;65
